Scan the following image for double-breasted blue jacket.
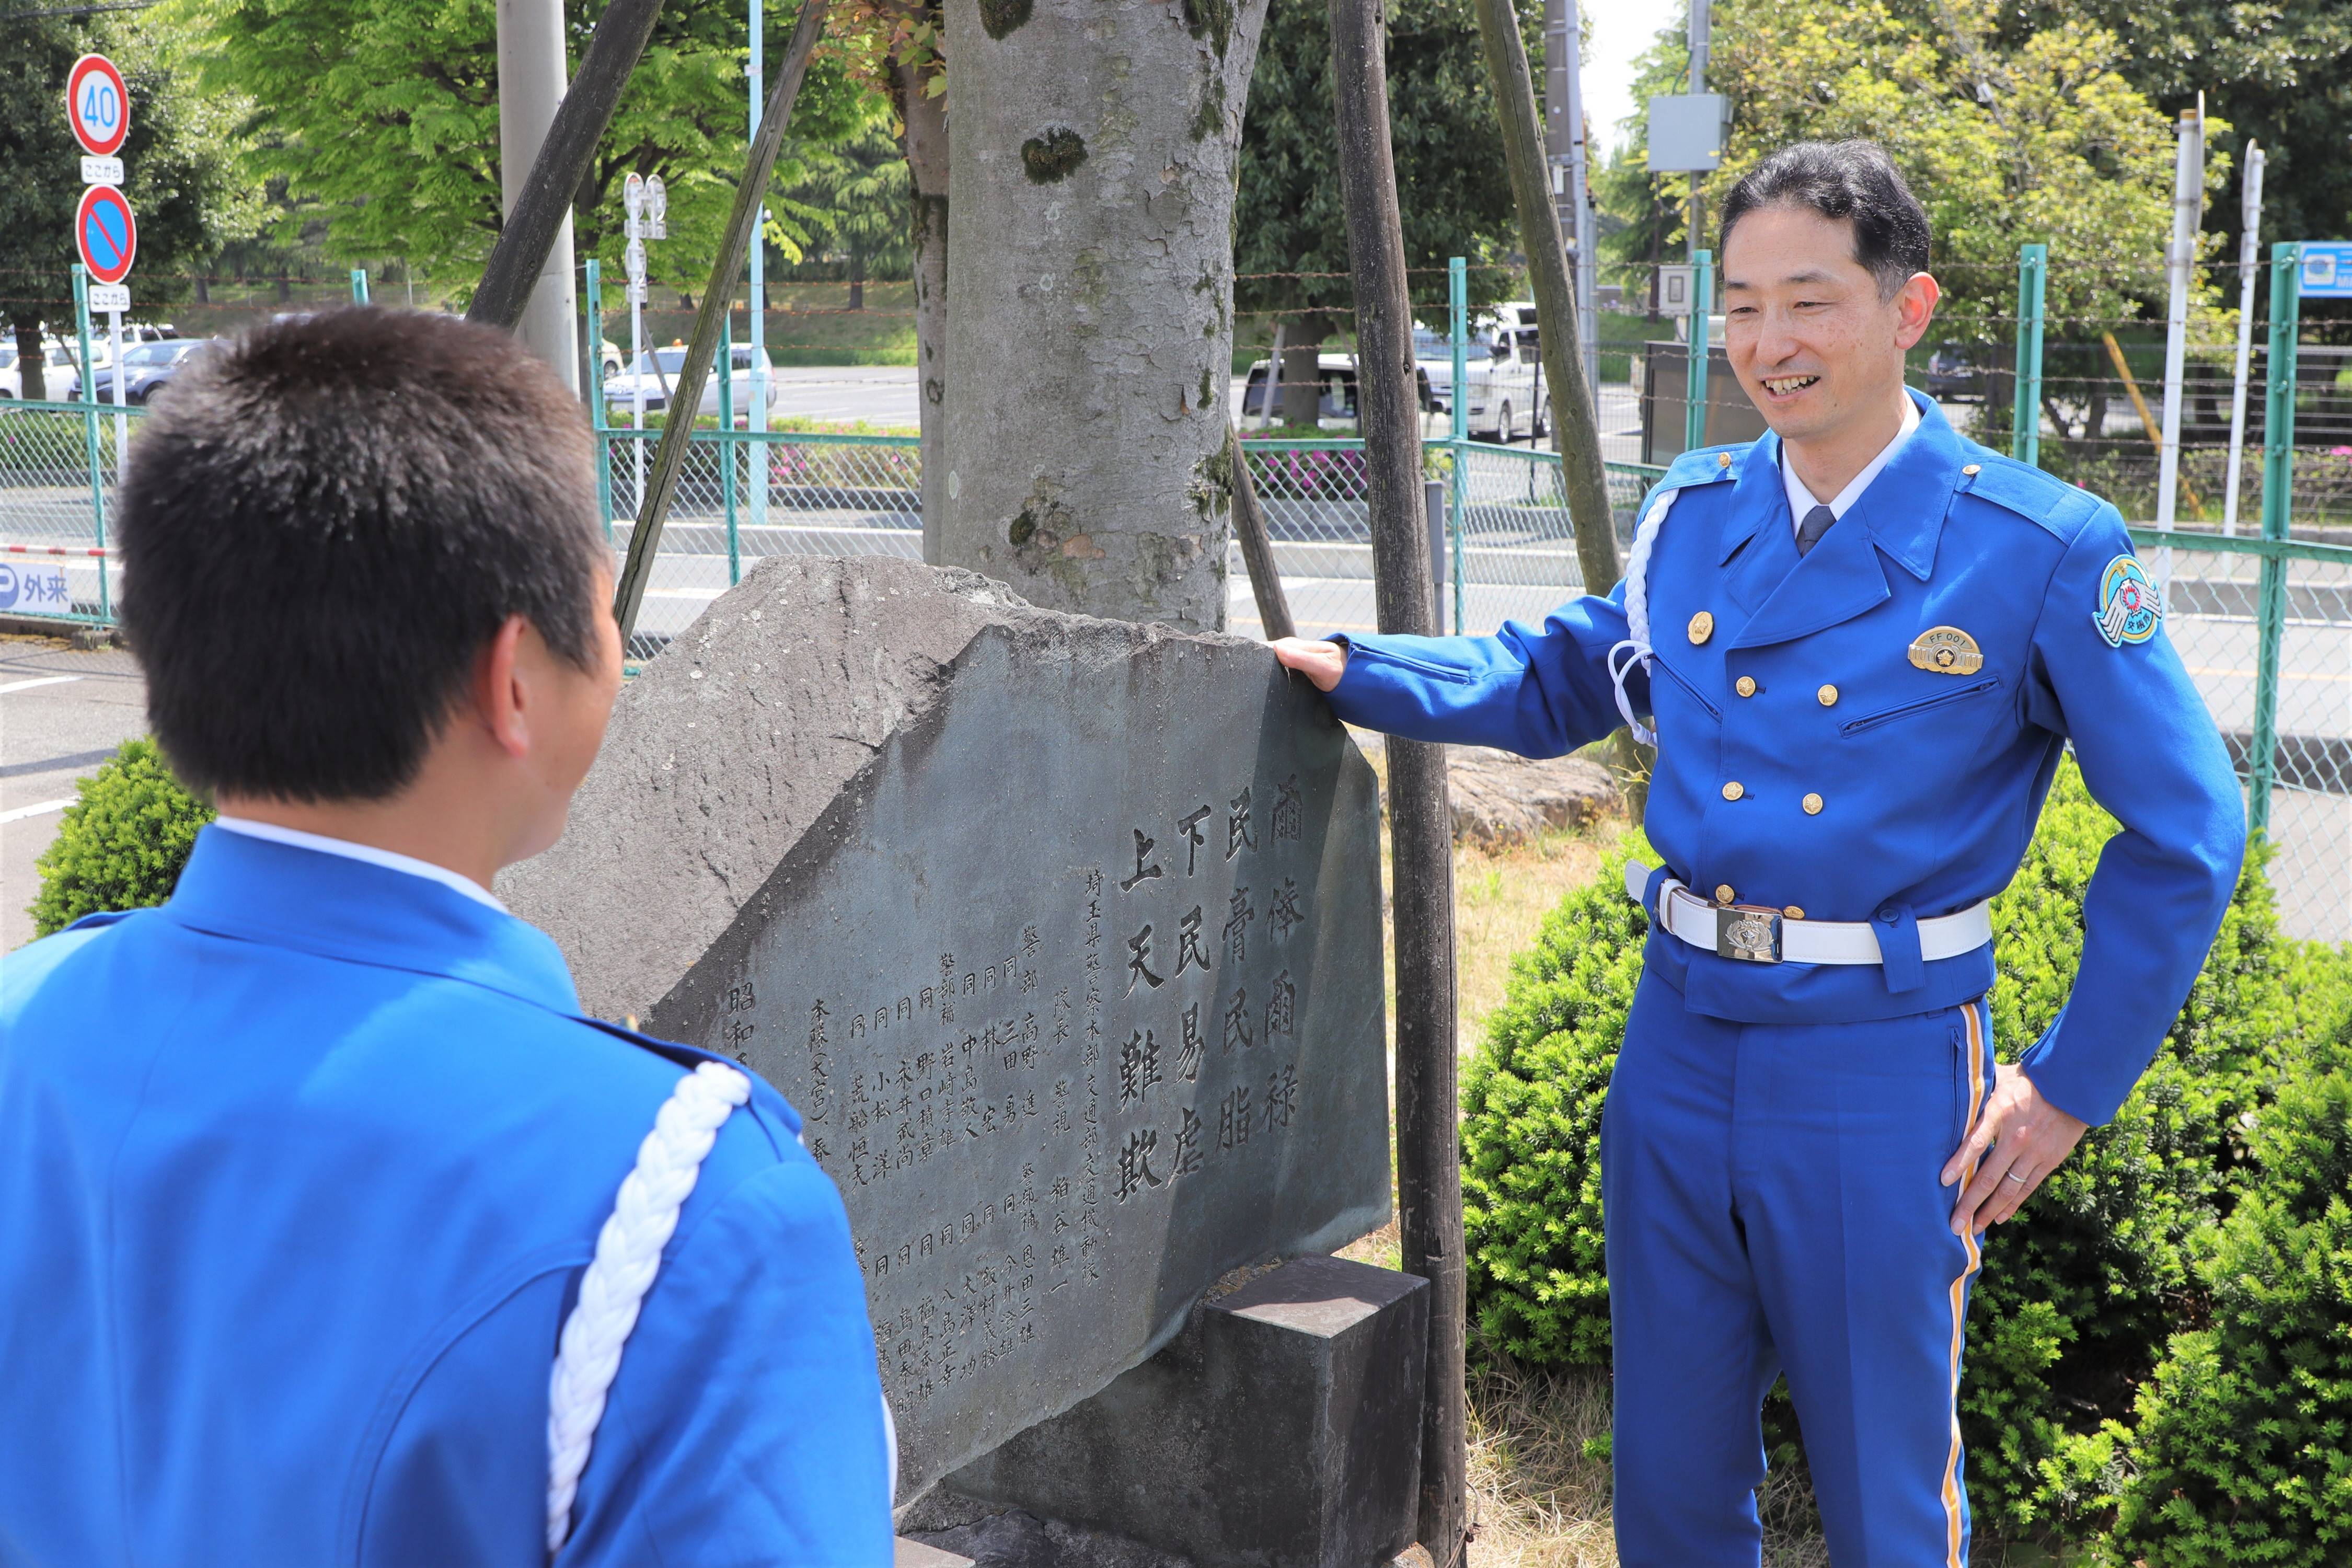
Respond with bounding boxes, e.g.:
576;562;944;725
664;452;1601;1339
1328;391;2245;1126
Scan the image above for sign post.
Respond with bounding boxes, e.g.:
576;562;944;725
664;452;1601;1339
67;54;133;500
623;172;650;501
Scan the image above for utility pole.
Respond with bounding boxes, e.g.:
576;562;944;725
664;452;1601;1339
1686;0;1710;259
2155;99;2204;529
1329;0;1465;1557
495;0;580;385
1544;0;1599;396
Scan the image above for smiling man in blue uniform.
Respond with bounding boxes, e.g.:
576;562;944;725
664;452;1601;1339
0;310;894;1565
1275;142;2244;1565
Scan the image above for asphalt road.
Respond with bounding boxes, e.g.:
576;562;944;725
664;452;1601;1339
1;638;148;952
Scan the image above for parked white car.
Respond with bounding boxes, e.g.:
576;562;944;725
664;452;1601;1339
604;344;780;423
1414;302;1544;441
1238;351;1435;431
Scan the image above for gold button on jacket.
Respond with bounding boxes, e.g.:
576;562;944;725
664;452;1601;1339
1817;684;1839;707
1803;793;1824;815
1721;781;1744;801
1688;610;1714;645
1735;675;1757;697
1714;884;1736;904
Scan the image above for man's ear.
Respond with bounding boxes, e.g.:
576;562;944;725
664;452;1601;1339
1894;271;1942;351
472;614;535;760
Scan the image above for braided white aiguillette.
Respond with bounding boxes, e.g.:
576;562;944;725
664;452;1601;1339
545;1060;751;1555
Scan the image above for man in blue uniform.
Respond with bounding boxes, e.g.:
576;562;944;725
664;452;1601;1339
1276;142;2243;1565
0;310;895;1564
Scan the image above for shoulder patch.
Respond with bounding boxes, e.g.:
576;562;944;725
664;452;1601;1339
2092;554;2163;647
1958;453;2102;540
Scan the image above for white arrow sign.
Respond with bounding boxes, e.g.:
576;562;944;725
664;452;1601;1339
624;238;647;281
622;171;645;219
645;175;666;223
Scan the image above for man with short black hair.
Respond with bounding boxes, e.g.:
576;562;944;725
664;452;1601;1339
0;309;895;1564
1274;141;2243;1564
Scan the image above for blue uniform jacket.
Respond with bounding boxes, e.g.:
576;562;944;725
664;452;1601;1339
1330;393;2244;1125
0;827;894;1566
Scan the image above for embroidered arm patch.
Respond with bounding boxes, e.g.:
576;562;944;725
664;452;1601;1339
2093;555;2163;647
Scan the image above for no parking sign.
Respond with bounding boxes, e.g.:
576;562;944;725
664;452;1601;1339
75;185;136;287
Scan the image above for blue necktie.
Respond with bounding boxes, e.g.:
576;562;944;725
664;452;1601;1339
1795;504;1836;558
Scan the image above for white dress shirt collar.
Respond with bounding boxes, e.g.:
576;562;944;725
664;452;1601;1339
1782;391;1923;535
211;816;507;911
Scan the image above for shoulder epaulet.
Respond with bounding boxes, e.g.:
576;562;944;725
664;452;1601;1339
1659;443;1746;491
1955;452;2103;540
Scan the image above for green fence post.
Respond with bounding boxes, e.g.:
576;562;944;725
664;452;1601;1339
2247;241;2301;839
719;310;741;586
2011;243;2046;467
1684;249;1714;456
584;259;615;544
349;268;370;305
1448;256;1468;636
72;264;110;622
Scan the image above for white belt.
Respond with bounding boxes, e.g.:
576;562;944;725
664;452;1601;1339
1624;861;1993;966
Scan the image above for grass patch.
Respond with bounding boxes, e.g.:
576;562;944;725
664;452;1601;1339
628;281;919;368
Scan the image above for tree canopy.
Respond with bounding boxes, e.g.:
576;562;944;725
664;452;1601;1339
182;0;872;303
1234;0;1538;345
1598;0;2210;350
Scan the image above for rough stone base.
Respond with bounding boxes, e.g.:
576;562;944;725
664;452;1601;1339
1351;733;1622;846
928;1255;1428;1568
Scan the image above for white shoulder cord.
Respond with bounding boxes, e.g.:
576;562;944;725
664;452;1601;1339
1606;487;1681;746
547;1060;752;1555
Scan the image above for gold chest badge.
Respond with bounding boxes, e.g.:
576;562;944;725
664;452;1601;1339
1908;626;1984;675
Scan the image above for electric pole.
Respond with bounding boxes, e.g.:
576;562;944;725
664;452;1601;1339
496;0;580;385
1543;0;1599;396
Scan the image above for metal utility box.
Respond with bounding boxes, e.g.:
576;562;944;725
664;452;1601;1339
1647;94;1731;172
1641;340;1769;465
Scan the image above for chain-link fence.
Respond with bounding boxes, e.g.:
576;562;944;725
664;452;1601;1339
9;244;2352;936
0;400;126;624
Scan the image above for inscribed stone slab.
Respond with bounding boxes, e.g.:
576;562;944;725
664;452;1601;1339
502;557;1390;1498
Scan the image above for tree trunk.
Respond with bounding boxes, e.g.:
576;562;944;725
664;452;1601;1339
13;319;46;401
849;249;866;311
1279;318;1331;428
193;275;211;306
937;0;1271;630
1328;1;1466;1562
890;9;951;562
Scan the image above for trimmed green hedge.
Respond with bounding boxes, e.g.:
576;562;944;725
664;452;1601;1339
29;737;212;937
1461;757;2348;1551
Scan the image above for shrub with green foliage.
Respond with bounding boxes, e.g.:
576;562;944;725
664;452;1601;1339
29;737;213;937
1460;758;2310;1545
2099;1033;2352;1567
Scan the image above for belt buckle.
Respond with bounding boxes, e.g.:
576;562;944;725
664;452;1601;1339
1714;904;1783;964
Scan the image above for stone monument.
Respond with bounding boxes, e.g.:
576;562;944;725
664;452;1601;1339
504;557;1392;1501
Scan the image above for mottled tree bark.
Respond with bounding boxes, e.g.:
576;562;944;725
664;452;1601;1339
936;0;1270;629
890;14;952;561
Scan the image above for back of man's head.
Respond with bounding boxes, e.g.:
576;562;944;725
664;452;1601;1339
119;309;606;804
1719;140;1931;297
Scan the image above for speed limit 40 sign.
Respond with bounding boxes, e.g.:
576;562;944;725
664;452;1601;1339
66;54;128;158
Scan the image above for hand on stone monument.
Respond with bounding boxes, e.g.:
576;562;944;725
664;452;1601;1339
1271;638;1347;693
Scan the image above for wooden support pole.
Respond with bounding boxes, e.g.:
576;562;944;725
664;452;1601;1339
612;0;828;642
1468;0;1617;594
468;0;667;334
1227;424;1296;642
1328;0;1466;1560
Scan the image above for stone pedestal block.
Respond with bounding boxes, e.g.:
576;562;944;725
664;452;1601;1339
942;1255;1427;1568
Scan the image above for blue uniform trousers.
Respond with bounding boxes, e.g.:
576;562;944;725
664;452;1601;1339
1606;971;1995;1567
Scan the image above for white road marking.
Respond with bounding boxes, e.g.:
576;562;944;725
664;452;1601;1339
0;798;75;824
0;675;82;696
